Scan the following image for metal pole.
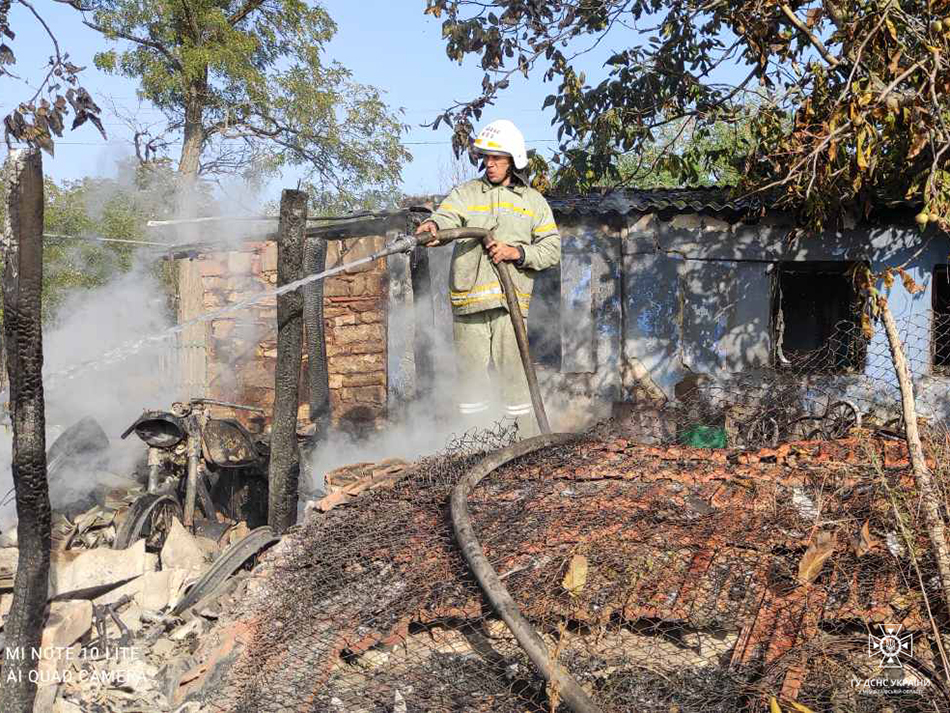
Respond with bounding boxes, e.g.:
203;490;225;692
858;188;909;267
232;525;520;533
147;448;162;494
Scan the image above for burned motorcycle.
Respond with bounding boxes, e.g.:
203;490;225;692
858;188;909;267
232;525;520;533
114;398;270;550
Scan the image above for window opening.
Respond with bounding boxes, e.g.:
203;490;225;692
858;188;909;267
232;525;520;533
932;265;950;372
772;262;867;373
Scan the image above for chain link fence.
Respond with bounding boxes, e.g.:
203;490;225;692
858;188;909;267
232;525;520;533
205;315;950;713
620;313;948;451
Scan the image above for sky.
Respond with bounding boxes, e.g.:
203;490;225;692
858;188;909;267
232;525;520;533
0;1;745;207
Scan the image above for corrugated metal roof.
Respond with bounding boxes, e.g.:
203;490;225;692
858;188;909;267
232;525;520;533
547;187;765;217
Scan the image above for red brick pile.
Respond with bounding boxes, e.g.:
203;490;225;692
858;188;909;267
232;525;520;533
185;434;945;711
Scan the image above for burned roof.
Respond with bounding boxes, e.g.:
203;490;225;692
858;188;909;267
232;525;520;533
158;186;920;260
190;432;950;712
546;186;765;218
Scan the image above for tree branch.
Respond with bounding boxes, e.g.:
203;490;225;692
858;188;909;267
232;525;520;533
822;0;849;30
876;59;925;104
18;0;61;62
779;3;841;68
82;20;183;71
50;0;94;9
229;0;266;25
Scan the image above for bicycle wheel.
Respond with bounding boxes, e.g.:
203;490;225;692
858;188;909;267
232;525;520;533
822;400;861;439
745;415;780;448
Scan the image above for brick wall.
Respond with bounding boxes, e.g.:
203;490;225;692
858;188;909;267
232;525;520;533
321;237;388;428
180;236;388;432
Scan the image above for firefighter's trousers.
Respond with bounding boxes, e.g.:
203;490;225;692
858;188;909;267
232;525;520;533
452;307;538;438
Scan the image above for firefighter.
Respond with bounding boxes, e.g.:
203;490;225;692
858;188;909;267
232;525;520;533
415;119;561;437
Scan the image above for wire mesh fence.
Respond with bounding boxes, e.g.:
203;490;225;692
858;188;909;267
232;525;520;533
204;314;950;713
622;313;950;452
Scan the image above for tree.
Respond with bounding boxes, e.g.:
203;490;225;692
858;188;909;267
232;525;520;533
0;161;185;324
80;0;410;209
424;1;950;232
552;115;756;192
437;151;480;194
41;174;151;322
1;0;105;153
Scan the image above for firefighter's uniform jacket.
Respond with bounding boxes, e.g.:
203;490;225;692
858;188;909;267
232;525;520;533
428;177;561;315
428;176;561;431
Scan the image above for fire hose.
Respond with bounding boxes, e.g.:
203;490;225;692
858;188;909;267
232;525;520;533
451;433;601;713
383;227;552;434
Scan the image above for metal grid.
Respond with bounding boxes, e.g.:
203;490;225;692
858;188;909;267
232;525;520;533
204;316;950;713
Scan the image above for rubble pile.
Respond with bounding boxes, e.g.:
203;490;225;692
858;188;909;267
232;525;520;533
2;424;948;711
184;432;949;713
0;444;415;713
0;484;265;712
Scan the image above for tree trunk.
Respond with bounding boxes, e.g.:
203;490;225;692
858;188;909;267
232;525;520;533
0;149;51;713
878;297;950;611
178;74;205;178
176;73;207;217
268;189;308;535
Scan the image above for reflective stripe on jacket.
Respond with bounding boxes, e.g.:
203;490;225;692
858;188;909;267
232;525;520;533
428;176;561;316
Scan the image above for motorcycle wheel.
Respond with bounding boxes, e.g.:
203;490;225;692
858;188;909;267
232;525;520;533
113;493;183;551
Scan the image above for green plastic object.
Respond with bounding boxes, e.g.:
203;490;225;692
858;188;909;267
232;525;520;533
680;425;727;448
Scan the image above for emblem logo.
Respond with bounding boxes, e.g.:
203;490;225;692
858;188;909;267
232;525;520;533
868;624;913;669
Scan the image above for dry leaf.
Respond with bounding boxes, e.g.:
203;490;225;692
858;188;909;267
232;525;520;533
797;531;836;584
908;130;929;160
562;554;588;596
885;16;898;41
853;520;876;557
856;128;868;170
898;267;924;294
888;49;904;75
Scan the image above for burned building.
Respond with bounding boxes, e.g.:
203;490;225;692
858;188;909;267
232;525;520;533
167;189;948;440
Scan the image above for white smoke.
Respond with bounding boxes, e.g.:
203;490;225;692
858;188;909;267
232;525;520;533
303;240;590;498
0;163;273;532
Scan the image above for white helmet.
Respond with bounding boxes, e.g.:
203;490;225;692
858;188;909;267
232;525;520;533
473;119;528;170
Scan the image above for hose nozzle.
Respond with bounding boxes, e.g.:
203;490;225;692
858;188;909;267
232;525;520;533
384;233;419;255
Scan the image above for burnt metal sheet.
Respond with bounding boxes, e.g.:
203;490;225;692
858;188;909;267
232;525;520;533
387;246;415;405
425;244;458;382
305;211;412;240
